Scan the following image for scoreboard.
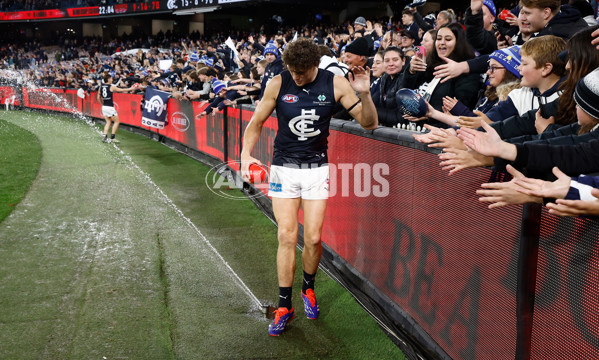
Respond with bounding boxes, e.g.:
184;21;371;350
0;0;250;21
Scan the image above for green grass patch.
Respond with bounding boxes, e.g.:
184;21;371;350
0;119;42;223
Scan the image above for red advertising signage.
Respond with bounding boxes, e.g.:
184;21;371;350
0;9;65;21
0;86;21;106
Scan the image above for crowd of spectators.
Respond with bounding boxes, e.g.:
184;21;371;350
2;0;599;217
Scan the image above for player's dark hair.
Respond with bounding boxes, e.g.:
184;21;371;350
283;38;321;72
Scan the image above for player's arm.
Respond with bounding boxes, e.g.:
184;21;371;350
110;84;135;93
240;75;281;181
335;66;378;130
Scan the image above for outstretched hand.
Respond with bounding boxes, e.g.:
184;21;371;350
433;56;468;83
427;127;466;150
457;120;511;158
514;166;572;199
457;110;491;129
442;96;459;113
348;66;371;94
438;147;493;175
476;165;542;208
547;188;599;216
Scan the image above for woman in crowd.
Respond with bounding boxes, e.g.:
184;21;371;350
375;46;408;127
369;50;385;107
420;29;436;57
403;22;480;127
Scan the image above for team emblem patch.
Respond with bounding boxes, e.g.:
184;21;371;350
318;94;326;102
282;94;299;103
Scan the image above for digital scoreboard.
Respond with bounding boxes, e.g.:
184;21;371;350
0;0;249;21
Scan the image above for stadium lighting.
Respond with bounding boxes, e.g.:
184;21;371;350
173;6;219;15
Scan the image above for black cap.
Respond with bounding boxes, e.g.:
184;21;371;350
345;37;370;56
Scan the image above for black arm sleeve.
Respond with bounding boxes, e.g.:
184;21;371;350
465;8;498;55
512;140;599;176
466;55;490;74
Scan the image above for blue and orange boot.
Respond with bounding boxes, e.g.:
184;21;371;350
301;289;320;319
268;307;295;336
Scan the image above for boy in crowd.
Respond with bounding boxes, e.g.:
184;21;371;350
481;35;567;123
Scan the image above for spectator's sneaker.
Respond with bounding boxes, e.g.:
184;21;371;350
301;289;320;320
268;307;294;336
102;135;109;143
111;138;120;144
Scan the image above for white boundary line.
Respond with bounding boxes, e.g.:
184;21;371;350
20;84;263;311
113;143;264;310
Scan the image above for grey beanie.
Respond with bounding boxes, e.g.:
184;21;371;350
354;16;367;27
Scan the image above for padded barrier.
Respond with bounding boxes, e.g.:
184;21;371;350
13;86;599;359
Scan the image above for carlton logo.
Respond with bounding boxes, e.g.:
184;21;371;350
171;112;190;132
281;94;299;103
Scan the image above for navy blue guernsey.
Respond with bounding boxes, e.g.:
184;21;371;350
273;69;337;166
100;84;114;107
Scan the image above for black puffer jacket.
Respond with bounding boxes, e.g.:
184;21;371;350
376;72;406;127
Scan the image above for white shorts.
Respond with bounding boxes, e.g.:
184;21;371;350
268;165;329;200
102;106;117;118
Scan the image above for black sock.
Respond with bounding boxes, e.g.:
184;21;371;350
278;287;292;310
110;134;115;139
302;271;316;293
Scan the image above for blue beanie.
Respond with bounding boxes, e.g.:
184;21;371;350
264;42;278;57
190;52;200;62
204;58;214;67
483;0;497;17
212;80;226;94
488;45;521;78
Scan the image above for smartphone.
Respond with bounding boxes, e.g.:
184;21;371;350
415;46;426;60
492;23;511;43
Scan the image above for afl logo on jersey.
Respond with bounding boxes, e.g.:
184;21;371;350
281;94;299;103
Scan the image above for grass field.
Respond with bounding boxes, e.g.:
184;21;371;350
0;110;406;359
0;119;42;223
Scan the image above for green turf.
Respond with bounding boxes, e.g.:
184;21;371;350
0;118;42;223
0;111;406;359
